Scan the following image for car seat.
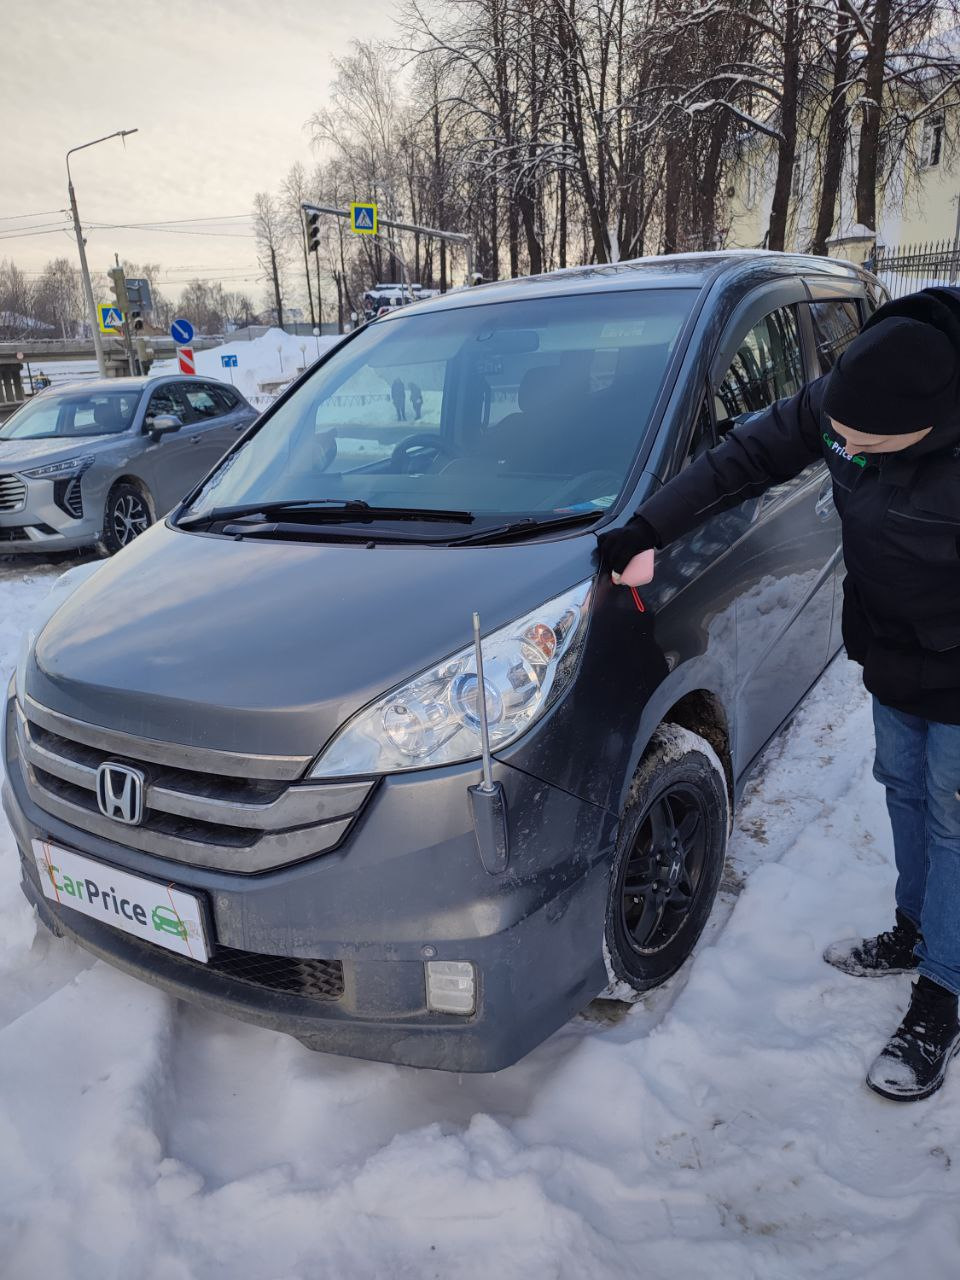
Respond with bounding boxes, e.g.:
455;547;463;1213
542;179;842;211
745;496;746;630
91;398;121;434
477;365;587;471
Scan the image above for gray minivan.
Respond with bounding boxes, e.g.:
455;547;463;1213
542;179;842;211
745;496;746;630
3;252;877;1071
0;376;256;554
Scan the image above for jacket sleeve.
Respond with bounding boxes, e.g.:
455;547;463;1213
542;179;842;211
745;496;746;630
634;375;827;550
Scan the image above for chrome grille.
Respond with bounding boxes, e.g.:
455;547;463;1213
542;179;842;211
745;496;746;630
16;697;374;874
0;473;26;512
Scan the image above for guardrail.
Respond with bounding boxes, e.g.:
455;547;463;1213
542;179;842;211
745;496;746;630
0;335;224;362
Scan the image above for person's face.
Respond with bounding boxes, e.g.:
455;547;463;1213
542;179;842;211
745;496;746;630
829;418;934;454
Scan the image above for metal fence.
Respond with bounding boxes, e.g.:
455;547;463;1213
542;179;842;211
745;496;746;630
869;239;960;299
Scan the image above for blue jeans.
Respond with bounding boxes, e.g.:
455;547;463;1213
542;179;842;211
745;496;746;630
872;698;960;996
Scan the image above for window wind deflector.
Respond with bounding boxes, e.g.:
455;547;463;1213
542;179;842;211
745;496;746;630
445;509;603;546
178;499;476;530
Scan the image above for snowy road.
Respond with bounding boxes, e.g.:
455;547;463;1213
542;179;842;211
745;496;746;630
1;557;957;1280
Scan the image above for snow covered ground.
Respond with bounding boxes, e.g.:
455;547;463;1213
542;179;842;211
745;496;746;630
1;558;957;1280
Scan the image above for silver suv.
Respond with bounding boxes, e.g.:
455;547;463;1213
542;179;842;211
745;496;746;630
0;376;256;555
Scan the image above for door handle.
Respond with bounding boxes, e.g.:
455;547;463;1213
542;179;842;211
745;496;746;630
815;482;834;519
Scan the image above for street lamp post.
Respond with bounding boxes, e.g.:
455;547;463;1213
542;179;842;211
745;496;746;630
66;129;138;377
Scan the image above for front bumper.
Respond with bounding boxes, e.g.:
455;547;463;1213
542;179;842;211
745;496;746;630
3;692;616;1071
0;471;101;552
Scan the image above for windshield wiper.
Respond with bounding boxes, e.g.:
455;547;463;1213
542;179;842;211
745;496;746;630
445;509;604;546
178;499;475;530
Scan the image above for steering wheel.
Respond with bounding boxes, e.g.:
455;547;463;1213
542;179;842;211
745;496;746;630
391;432;456;472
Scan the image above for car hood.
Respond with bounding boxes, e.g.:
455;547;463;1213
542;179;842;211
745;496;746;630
30;520;598;762
0;436;107;468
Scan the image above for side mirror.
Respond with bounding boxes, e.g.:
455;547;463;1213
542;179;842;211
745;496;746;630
146;414;182;440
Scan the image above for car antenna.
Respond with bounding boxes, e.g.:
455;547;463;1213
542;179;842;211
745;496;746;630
467;611;510;874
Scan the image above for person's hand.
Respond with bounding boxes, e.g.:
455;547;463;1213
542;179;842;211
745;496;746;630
598;517;658;576
612;549;655;587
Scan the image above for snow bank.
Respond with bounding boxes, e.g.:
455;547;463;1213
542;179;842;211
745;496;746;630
151;328;341;409
1;561;957;1279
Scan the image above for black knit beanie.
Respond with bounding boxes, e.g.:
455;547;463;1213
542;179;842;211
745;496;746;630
823;315;959;434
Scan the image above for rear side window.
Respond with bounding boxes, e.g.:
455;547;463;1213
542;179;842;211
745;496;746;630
181;385;220;420
715;306;803;434
808;299;861;374
209;384;240;412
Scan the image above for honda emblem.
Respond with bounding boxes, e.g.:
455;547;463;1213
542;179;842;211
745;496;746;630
96;762;145;826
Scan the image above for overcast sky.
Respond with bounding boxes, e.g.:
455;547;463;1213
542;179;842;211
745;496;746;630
2;0;396;295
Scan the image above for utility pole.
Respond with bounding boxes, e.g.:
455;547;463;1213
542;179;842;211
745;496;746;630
66;129;138;378
269;246;283;329
314;251;323;329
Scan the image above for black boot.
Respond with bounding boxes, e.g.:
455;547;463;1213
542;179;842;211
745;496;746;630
823;910;920;977
867;976;960;1101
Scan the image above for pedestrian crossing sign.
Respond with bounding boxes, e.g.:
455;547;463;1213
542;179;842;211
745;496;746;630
98;304;124;334
350;202;378;235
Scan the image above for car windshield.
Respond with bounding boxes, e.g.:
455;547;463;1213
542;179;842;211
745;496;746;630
0;388;140;440
182;289;695;523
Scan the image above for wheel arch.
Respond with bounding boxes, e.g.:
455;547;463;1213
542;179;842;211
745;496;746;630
657;688;733;816
622;659;736;819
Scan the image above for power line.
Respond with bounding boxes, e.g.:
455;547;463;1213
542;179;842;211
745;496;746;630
0;225;72;241
86;212;253;227
0;208;67;222
85;221;256;239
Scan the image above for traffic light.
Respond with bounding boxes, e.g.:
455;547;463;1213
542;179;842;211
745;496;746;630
306;209;321;253
108;266;129;314
130;310;144;333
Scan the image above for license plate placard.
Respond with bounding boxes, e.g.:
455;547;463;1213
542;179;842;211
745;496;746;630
32;839;209;962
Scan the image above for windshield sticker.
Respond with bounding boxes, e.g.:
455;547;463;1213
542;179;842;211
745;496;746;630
556;496;616;513
599;320;648;342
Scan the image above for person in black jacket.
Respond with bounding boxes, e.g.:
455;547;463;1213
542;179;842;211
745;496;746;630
600;287;960;1102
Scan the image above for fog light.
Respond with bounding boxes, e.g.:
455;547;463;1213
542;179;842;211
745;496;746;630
425;960;476;1015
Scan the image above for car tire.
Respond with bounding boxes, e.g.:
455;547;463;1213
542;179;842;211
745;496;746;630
602;723;729;1001
99;482;153;556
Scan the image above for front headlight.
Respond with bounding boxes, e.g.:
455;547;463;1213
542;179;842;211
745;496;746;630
311;580;593;778
20;454;95;480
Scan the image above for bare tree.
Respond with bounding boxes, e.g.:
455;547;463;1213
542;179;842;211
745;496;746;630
31;257;84;338
253;192;288;327
0;260;38;338
281;162;318;326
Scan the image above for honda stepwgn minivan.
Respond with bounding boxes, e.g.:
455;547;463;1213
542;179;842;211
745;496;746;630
3;252;880;1071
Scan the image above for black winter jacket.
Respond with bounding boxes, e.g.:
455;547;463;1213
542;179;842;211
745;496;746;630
629;288;960;724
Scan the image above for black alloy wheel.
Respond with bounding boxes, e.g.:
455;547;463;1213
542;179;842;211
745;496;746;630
604;724;728;997
620;785;709;953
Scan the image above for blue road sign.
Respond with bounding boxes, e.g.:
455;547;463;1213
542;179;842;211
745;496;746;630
99;305;123;334
350;202;378;235
220;353;238;368
171;318;194;345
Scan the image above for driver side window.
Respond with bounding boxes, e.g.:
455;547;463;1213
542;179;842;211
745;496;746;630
715;306;803;436
145;385;184;423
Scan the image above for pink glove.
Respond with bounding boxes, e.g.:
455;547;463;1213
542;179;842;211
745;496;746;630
611;549;655;587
